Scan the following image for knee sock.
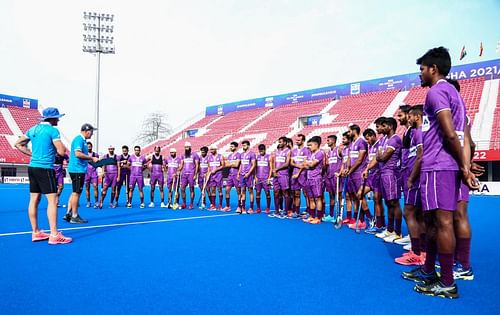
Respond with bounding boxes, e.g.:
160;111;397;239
456;238;471;270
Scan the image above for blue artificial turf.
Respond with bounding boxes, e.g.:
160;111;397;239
0;184;498;314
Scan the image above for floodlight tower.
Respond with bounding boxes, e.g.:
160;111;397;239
82;12;115;153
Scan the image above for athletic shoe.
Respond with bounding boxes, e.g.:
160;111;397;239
303;217;315;223
394;235;411;245
48;232;72;245
268;212;279;218
127;203;132;208
86;202;91;208
394;251;425;266
32;231;50;242
341;218;351;224
322;215;333;222
208;205;216;211
453;263;474;281
367;218;376;230
265;208;270;214
93;203;98;209
166;203;172;209
160;202;166;208
364;225;379;235
180;203;186;209
291;213;299;219
189;204;194;210
301;213;310;220
218;205;223;211
401;267;439;284
375;229;391;239
241;210;248;215
383;233;402;243
70;215;88;224
149;202;155;208
403;243;412;251
309;218;321;224
140;203;145;209
348;221;366;230
414;280;459;299
247;208;254;214
63;212;72;222
255;208;261;214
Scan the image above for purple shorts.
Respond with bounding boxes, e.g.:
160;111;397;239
129;175;144;190
240;174;255;189
117;172;130;187
208;173;223;188
420;170;459;211
366;172;381;193
325;175;339;194
150;172;164;187
226;174;240;188
381;173;400;201
103;173;118;189
272;174;289;191
55;169;65;186
347;174;363;194
291;174;307;191
255;178;270;192
403;171;420;207
198;173;208;189
85;172;98;185
458;182;470;203
306;177;323;198
166;176;178;190
181;173;195;188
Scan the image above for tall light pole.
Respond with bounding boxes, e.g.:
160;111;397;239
82;12;115;153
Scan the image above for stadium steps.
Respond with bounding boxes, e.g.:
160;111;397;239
0;107;22;136
239;108;274;133
472;79;499;150
382;90;409;117
319;100;338;114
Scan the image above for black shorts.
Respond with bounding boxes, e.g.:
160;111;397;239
28;167;58;194
70;172;86;194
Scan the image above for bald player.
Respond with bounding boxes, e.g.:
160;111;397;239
148;145;166;208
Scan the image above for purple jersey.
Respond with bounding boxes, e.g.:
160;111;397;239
274;148;290;175
368;140;381;175
54;154;68;171
129;154;146;176
208;153;223;170
240;150;256;175
349;137;368;174
118;154;131;174
181;152;199;175
103;153;119;174
256;153;271;179
327;146;342;178
401;128;411;172
166;156;182;176
150;154;164;175
422;79;466;171
291;147;309;176
306;150;324;180
341;146;349;168
379;134;401;174
199;154;209;175
227;152;241;176
86;152;99;175
407;128;423;174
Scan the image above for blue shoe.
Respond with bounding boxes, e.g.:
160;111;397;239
453;263;474;281
291;213;299;219
414;280;459;299
364;225;379;234
402;267;439;284
322;215;334;222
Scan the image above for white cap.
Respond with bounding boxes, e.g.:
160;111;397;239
170;148;177;153
184;141;192;147
108;144;115;149
209;144;217;150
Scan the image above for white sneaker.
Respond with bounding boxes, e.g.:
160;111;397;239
160;202;166;208
149;202;155;208
126;203;132;208
394;234;411;245
375;229;391;239
140;203;145;208
403;243;411;251
383;233;402;243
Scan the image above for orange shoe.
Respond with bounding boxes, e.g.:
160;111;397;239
256;208;262;214
309;218;322;224
48;232;72;245
222;206;231;212
303;217;315;223
32;230;50;242
247;208;254;214
394;251;425;266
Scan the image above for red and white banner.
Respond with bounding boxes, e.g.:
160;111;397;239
473;150;500;162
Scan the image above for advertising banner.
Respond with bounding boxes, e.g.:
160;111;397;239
0;93;38;109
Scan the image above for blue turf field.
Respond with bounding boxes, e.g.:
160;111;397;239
0;184;498;314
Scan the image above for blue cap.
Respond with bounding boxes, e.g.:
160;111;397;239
40;107;65;120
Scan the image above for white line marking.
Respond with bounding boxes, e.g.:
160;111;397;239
0;213;238;237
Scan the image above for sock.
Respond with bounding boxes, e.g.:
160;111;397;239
218;195;223;207
420;233;427;253
347;211;352;220
274;197;280;212
226;198;230;207
329;204;334;217
250;200;254;209
363;208;372;220
410;238;421;255
111;193;115;203
456;238;471;270
395;218;402;235
256;198;261;209
279;196;283;210
284;197;291;214
387;216;394;233
266;197;271;209
423;239;437;274
317;210;324;220
210;196;215;205
438;253;455;287
241;199;246;210
376;216;383;228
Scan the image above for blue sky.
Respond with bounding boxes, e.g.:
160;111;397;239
0;0;499;149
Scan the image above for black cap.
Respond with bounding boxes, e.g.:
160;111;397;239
81;123;97;131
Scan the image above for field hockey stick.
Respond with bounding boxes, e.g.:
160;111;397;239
355;178;368;234
198;173;209;209
333;174;340;221
334;176;348;229
172;174;181;210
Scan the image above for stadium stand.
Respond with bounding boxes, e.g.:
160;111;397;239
8;106;42;134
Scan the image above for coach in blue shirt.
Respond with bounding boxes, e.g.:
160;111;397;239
15;107;72;244
65;123;99;224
